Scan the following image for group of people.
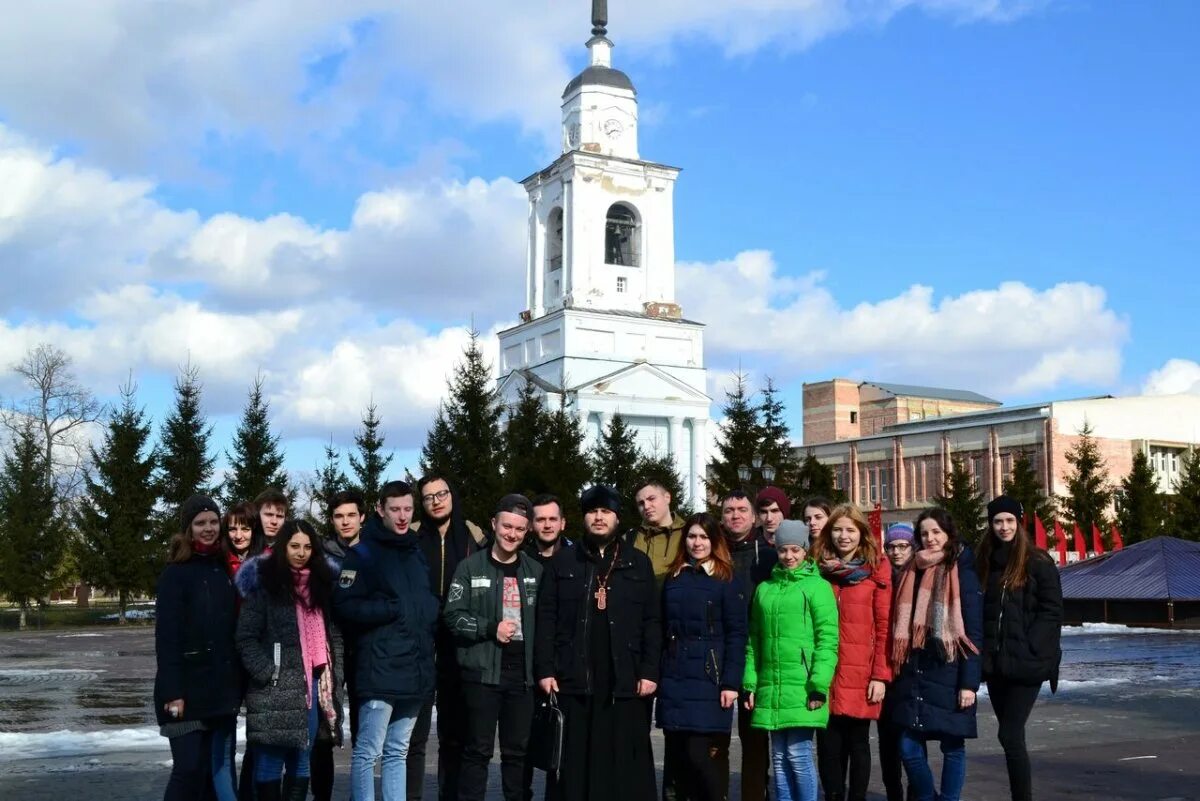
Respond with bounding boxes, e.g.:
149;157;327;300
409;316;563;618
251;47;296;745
155;476;1063;801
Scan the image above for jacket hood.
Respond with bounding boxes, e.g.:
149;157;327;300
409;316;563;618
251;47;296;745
772;559;819;582
364;513;420;549
234;552;268;598
639;513;685;536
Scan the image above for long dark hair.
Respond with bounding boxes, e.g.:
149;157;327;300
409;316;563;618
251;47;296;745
259;519;333;611
668;512;734;582
914;507;964;560
976;519;1039;590
222;501;266;558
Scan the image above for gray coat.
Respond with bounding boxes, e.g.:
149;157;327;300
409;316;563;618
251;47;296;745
235;560;344;749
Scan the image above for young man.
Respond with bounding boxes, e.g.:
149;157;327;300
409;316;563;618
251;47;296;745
443;494;543;801
527;493;570;565
331;488;366;548
754;486;791;547
722;490;777;801
254;487;289;549
627;480;685;589
535;484;661;801
410;475;488;801
334;480;437;801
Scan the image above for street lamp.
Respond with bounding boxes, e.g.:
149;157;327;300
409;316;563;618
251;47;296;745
738;465;752;483
738;453;776;493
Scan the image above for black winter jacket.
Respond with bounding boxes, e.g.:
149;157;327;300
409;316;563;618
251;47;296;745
888;546;984;739
534;536;662;697
728;531;777;610
235;558;344;749
333;516;439;705
154;552;243;727
981;541;1063;688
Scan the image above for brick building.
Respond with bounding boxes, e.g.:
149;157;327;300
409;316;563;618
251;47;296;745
796;380;1200;524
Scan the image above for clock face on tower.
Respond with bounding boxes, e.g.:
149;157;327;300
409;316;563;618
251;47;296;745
602;118;624;139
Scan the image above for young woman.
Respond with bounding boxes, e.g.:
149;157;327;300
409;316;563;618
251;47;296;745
155;495;242;801
889;509;983;801
810;505;893;801
878;523;916;801
236;520;343;801
223;501;265;578
744;520;839;801
976;496;1063;801
801;498;832;545
657;512;748;801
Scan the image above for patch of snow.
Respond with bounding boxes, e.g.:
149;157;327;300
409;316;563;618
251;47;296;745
56;633;106;638
1061;622;1200;636
100;609;155;621
0;669;104;676
0;726;166;762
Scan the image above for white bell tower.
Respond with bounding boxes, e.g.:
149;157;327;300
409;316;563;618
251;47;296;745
497;1;710;510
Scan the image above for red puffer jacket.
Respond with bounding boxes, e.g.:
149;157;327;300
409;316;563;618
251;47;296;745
826;560;893;719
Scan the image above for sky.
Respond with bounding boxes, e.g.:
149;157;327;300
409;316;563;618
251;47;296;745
1;0;1197;491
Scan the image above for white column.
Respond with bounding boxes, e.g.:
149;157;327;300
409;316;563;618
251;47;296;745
600;410;614;439
532;211;545;318
669;415;685;488
690;417;708;512
526;196;538;314
562;177;574;306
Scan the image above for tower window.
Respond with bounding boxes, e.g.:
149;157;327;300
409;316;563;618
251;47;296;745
616;276;627;293
605;203;640;267
547;208;564;272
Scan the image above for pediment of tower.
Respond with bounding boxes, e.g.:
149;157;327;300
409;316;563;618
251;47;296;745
567;361;710;403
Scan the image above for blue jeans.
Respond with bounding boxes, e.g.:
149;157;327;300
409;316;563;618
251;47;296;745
255;678;320;782
210;716;238;801
352;698;422;801
770;728;819;801
899;730;966;801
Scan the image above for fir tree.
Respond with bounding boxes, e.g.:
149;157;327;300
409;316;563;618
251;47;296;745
76;382;159;620
224;376;289;505
503;381;548;497
1116;450;1165;544
757;378;801;496
537;398;591;524
590;414;643;522
348;402;393;510
418;331;505;526
0;422;64;629
794;451;842;506
707;372;761;503
635;451;688;514
1170;449;1200;541
305;437;350;539
934;456;986;544
155;364;215;545
1002;450;1054;523
1059;421;1114;541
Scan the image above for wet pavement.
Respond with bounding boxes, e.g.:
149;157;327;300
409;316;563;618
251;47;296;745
1;626;1198;800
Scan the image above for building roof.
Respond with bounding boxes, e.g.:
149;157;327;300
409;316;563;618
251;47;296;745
583;307;704;326
862;381;1000;405
563;65;636;98
1059;536;1200;601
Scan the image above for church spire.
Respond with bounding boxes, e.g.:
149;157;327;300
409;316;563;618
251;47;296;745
592;0;608;37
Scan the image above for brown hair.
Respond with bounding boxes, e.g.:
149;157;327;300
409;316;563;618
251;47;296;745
667;512;734;582
809;503;880;567
976;519;1040;589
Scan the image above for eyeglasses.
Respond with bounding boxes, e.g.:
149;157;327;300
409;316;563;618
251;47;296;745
421;489;451;504
885;543;913;552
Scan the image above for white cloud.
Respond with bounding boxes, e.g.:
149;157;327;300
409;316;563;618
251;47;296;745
1143;359;1200;396
677;250;1127;395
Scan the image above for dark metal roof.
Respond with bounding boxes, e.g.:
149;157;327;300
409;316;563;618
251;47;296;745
563;66;636;98
1059;537;1200;601
863;381;1000;405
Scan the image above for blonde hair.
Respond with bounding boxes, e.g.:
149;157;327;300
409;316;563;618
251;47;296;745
810;504;881;566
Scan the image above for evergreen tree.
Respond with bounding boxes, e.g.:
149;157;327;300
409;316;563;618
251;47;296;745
418;330;505;526
1116;450;1165;544
76;382;159;620
757;378;801;496
0;422;64;629
794;451;843;507
503;382;548;497
307;437;349;539
635;451;689;515
348;402;393;510
538;398;591;525
224;376;289;505
1059;421;1114;541
1170;449;1200;541
155;364;215;545
590;414;643;522
934;456;986;545
707;373;761;503
1002;450;1054;523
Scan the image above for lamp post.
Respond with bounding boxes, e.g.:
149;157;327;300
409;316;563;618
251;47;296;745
738;452;777;495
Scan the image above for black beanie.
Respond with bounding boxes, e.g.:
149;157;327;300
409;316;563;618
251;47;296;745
987;495;1023;523
180;494;221;531
580;484;622;515
495;493;532;519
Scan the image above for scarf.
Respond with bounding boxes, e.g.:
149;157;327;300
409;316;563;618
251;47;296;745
819;556;872;585
891;548;978;667
192;538;219;556
292;568;334;727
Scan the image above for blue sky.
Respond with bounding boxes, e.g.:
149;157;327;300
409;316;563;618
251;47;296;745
0;0;1197;491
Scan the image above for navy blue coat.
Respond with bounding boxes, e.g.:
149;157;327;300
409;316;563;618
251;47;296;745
888;546;984;739
333;517;439;705
656;566;748;733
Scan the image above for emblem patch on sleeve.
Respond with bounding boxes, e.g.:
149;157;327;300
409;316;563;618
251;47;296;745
448;582;464;602
338;570;357;589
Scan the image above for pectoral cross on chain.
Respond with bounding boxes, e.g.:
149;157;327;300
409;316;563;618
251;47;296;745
594;585;608;610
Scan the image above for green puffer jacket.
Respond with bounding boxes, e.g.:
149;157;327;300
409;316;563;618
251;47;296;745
743;560;839;731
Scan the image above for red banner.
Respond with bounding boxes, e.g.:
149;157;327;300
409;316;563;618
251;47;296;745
869;502;883;546
1110;524;1124;551
1091;523;1106;556
1073;523;1087;561
1054;521;1068;566
1033;515;1048;550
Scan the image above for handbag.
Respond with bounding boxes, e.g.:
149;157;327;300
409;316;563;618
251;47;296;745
528;691;565;772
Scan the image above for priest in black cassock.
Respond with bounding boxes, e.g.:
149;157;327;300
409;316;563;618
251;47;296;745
534;484;662;801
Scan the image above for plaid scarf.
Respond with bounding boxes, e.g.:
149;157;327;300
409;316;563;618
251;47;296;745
891;548;978;667
819;556;872;586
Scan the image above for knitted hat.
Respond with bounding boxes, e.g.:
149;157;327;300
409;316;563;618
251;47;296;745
774;519;811;549
987;495;1023;523
495;493;532;519
580;484;622;515
885;522;915;545
755;486;792;518
180;494;220;531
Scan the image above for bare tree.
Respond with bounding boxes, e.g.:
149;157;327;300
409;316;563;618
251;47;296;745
3;343;101;501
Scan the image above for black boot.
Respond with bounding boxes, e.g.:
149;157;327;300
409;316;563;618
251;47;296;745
255;782;281;801
285;777;309;801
